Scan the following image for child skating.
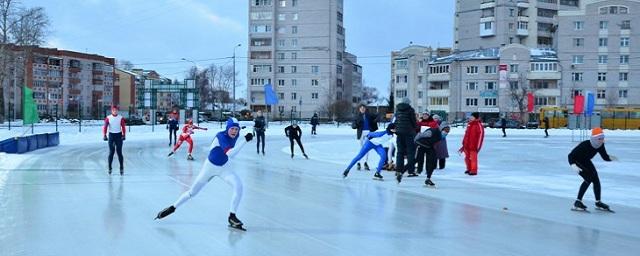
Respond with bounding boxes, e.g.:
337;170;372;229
285;120;308;159
156;118;254;230
168;119;208;160
343;124;396;180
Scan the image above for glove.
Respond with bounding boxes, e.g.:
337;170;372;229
204;128;208;131
122;135;126;141
245;133;254;142
570;164;582;173
458;147;464;154
103;135;108;141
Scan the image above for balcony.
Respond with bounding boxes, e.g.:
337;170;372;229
69;78;81;84
516;0;530;8
427;73;450;82
480;25;495;37
528;71;560;80
92;70;103;76
427;89;450;97
92;79;103;85
480;0;496;9
69;66;81;73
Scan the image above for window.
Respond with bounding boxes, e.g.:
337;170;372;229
418;76;423;84
403;75;408;83
600;21;608;30
290;39;298;48
619;72;628;81
621;20;631;29
509;81;518;90
292;13;298;20
620;55;629;64
277;39;285;47
535;97;557;105
485;82;496;90
429;97;449;106
291;92;297;100
250;11;273;20
510;9;514;17
620;37;630;47
278;14;286;21
337;25;344;35
278;106;285;112
509;23;514;30
466;82;478;90
466;66;478;74
466;98;478;106
311;66;319;74
531;62;558;72
395;75;400;83
337;11;343;22
418;91;423;99
291;79;297;86
598;72;607;81
337;51;343;60
396;60;408;69
277;27;286;34
279;0;286;7
252;64;272;73
278;66;285;73
292;0;297;6
572;55;584;64
311;92;318;99
311;79;319;86
396;90;407;98
291;26;298;34
598;38;608;47
597;90;606;99
484;98;497;106
572;72;583;81
573;90;583;98
485;65;497;74
291;66;297;73
484;22;492;30
251;24;272;33
574;21;584;30
291;52;297;59
509;64;518;73
277;53;285;60
278;79;285;86
598;55;608;64
619;90;628;98
336;65;342;74
254;0;272;6
573;38;584;47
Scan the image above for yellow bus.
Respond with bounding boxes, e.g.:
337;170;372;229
539;107;568;128
601;108;640;130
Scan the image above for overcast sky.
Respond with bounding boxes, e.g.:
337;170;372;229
24;0;454;98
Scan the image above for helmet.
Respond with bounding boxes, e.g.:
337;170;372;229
186;118;193;125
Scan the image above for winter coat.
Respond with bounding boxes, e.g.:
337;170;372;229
168;118;179;130
254;116;266;133
352;112;379;139
310;115;319;126
393;103;417;136
568;140;611;165
500;118;507;128
462;119;485;152
434;121;450;159
417;118;439;132
544;118;549;129
285;125;302;139
414;128;442;149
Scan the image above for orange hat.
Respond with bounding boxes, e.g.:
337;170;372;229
591;127;604;138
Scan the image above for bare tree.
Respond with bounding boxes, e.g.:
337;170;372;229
118;60;134;71
507;72;535;123
11;6;49;46
605;91;618;108
361;85;379;105
317;86;352;122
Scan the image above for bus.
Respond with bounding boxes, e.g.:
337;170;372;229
539;107;568;128
601;108;640;130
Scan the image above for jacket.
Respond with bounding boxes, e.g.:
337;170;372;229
310;115;319;125
568;140;611;165
414;128;442;149
285;125;302;138
254;116;266;133
353;112;379;139
462;119;485;152
393;103;417;135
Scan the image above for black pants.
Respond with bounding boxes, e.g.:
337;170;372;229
502;127;506;137
289;137;305;155
256;131;265;153
545;128;549;137
169;128;178;145
416;146;437;178
576;161;601;201
108;133;124;169
437;158;446;169
395;133;416;174
311;125;317;135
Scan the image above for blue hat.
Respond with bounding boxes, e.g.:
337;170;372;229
226;117;240;131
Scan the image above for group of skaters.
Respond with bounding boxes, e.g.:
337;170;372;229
97;102;616;232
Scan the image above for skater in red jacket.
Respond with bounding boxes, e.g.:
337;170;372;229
458;112;484;175
168;119;208;160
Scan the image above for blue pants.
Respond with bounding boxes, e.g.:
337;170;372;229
346;141;387;173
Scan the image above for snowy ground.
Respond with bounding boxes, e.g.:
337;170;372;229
1;121;639;255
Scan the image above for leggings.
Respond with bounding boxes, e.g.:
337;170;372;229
169;128;178;144
174;161;243;213
255;131;265;153
346;141;387;173
289;137;306;154
575;161;601;201
174;135;194;153
108;133;124;169
358;130;370;164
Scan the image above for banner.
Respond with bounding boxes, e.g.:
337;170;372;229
499;64;508;89
584;91;595;116
527;92;534;113
23;85;40;125
574;95;585;115
264;83;278;105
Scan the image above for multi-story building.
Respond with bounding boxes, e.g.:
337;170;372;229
247;0;350;119
427;45;561;120
557;0;640;110
6;45;115;119
114;68;138;116
454;0;582;51
390;45;451;114
342;52;363;108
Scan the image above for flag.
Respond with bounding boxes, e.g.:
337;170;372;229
264;83;278;105
527;92;534;113
574;95;585;115
23;85;39;125
584;91;595;116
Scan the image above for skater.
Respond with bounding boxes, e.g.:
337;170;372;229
343;124;396;180
569;127;616;212
103;106;126;175
285;120;308;159
352;104;378;170
500;116;507;137
415;112;439;175
168;119;208;160
434;122;450;169
393;97;418;183
458;112;484;176
414;125;443;187
167;110;179;146
543;116;550;138
156;118;254;231
383;135;397;171
310;112;319;135
253;110;266;155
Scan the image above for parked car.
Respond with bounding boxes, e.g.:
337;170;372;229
491;119;525;129
126;117;145;126
450;119;467;128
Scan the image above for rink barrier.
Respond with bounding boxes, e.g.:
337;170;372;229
0;132;59;154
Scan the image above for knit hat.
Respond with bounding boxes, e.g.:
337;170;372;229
226;117;240;131
591;127;604;139
439;121;450;131
401;97;411;104
433;114;440;120
471;112;480;119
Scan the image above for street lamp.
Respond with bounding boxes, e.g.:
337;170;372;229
233;43;241;117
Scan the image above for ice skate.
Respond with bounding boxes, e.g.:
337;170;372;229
303;154;309;159
119;167;124;176
407;173;419;177
108;167;112;175
373;172;383;180
357;163;361;171
228;214;246;231
425;179;436;187
167;151;175;157
395;171;403;183
363;163;370;171
595;201;615;213
155;205;176;220
187;154;194;161
291;154;294;159
571;200;589;212
343;170;349;179
262;151;265;155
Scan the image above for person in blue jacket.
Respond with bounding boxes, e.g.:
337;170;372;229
155;118;254;231
343;123;396;180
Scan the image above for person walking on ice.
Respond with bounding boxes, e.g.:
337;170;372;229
103;105;126;175
285;120;308;159
156;118;254;231
569;127;617;212
343;124;396;180
168;118;208;160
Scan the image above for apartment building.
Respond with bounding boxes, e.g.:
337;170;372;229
247;0;352;119
114;68;137;116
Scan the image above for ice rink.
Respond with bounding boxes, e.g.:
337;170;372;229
1;123;639;255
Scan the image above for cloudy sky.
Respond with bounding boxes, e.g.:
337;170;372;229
23;0;454;98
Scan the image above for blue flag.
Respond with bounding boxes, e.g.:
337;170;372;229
584;91;595;116
264;83;278;105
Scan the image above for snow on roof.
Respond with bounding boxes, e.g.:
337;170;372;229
530;48;558;62
430;48;500;64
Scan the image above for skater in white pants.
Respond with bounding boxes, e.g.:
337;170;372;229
155;118;254;231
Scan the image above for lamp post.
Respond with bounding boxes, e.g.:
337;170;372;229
233;43;241;117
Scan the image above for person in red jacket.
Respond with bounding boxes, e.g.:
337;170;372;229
458;112;484;175
168;119;208;160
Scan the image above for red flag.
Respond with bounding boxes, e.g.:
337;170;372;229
527;92;534;113
574;95;585;115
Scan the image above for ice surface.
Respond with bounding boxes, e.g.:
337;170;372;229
1;122;639;255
